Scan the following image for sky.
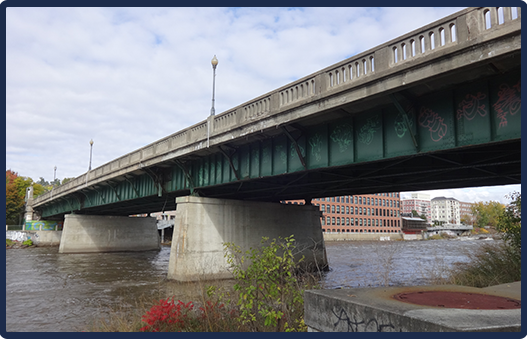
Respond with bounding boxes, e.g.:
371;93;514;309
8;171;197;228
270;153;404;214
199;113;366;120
5;7;521;205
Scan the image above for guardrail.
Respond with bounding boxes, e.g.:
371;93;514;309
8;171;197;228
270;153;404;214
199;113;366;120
34;7;521;206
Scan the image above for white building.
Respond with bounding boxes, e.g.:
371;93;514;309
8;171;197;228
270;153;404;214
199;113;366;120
402;193;431;222
431;197;461;224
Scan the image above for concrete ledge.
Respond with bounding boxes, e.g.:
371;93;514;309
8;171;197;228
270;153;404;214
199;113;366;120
324;233;403;241
304;283;521;332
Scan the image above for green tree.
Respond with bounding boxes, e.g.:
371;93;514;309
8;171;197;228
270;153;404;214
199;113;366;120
471;201;504;228
62;177;74;185
497;192;521;252
411;210;426;220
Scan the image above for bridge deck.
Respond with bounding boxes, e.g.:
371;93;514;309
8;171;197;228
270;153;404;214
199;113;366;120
33;7;521;218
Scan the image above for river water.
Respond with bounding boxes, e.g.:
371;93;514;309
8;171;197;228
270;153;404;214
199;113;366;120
5;238;493;332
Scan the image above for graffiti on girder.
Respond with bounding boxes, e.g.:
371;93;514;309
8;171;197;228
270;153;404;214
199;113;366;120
457;92;487;121
331;124;354;151
418;107;447;142
493;81;521;128
357;116;380;145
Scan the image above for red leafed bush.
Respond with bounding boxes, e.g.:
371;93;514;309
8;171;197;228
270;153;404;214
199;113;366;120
140;298;194;332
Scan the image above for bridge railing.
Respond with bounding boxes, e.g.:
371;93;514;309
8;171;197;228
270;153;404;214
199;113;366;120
33;6;521;206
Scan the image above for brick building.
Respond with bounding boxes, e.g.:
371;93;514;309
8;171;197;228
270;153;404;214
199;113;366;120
285;192;401;234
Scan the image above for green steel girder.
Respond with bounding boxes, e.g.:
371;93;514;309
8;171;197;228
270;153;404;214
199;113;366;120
37;70;521;218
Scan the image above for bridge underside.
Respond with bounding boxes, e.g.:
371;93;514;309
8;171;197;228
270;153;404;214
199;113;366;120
37;62;521;219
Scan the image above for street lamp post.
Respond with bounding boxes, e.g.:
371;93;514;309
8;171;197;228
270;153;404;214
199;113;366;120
53;166;57;186
210;55;218;116
208;55;218;148
89;139;94;171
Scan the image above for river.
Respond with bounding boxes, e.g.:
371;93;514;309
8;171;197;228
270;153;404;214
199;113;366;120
5;238;493;332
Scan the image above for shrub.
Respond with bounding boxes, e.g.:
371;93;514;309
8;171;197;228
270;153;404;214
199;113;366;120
139;298;195;332
22;239;33;246
223;235;310;332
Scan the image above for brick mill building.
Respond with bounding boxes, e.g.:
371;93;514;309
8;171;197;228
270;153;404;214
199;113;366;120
285;192;402;234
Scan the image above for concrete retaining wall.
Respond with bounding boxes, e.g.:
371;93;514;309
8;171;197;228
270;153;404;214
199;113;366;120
6;230;62;246
59;214;160;253
168;196;327;281
304;283;522;332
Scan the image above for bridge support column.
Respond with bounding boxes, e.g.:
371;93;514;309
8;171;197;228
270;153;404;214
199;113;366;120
167;196;328;282
59;214;160;253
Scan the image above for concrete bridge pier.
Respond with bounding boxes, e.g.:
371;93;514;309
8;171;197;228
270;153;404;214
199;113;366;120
58;214;160;253
167;196;328;282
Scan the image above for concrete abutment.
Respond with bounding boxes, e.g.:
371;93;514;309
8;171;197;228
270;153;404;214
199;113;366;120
167;196;328;282
59;214;160;253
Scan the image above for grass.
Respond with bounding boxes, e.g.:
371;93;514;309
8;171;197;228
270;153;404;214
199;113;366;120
447;241;521;288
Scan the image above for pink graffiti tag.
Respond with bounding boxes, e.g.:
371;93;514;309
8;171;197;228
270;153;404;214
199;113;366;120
418;107;448;142
457;92;487;120
493;81;521;128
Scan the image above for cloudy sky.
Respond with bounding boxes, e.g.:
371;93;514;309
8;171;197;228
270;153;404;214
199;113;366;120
5;7;520;204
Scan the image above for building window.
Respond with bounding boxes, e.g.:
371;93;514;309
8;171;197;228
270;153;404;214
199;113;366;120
346;217;350;225
359;207;362;215
332;217;335;225
331;205;335;213
346;206;349;214
337;218;340;225
336;205;340;214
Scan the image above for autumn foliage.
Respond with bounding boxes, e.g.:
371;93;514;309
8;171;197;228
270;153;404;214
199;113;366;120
5;170;46;224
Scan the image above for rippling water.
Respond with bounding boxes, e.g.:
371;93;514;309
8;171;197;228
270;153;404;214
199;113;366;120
5;238;491;332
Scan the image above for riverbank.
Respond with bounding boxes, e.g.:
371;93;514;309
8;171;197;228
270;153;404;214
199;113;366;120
6;230;62;246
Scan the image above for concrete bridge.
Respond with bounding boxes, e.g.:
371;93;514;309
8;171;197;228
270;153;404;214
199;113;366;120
26;7;521;281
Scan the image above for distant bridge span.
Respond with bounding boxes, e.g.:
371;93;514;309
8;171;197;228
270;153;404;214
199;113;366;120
33;7;521;219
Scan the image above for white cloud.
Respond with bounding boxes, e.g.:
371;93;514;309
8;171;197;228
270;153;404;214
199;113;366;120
10;5;516;207
401;185;522;205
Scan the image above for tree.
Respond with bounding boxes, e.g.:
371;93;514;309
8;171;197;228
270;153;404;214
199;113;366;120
5;170;46;224
460;213;476;225
497;192;521;252
471;201;505;228
6;170;22;224
411;210;427;220
61;177;75;185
